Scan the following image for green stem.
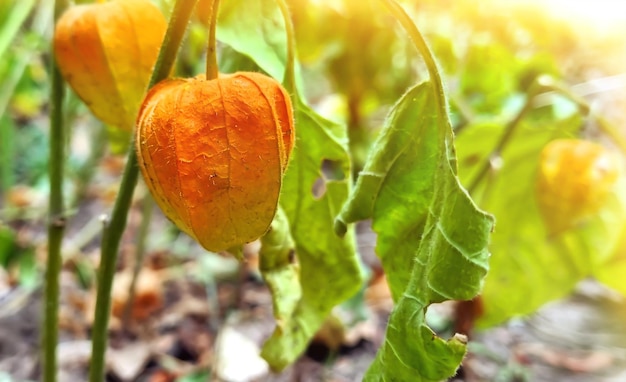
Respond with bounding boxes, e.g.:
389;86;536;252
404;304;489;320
88;1;197;381
466;80;543;194
464;75;626;194
537;78;626;154
205;0;220;80
122;193;154;330
449;92;475;133
43;1;69;382
275;0;297;98
380;0;449;140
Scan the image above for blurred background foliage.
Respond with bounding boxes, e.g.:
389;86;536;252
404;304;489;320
1;0;626;342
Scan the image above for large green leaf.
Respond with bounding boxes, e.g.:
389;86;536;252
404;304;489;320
261;99;363;371
217;4;363;369
0;0;36;62
259;207;300;333
217;0;286;81
336;81;494;381
455;120;626;327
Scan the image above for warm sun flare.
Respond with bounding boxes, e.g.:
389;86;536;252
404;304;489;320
539;0;626;30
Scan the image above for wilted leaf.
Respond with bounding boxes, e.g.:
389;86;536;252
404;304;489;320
336;81;494;381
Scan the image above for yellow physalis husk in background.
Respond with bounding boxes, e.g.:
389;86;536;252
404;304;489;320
536;139;620;234
54;0;166;130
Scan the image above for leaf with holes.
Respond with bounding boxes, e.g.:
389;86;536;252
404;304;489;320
260;98;363;371
259;207;300;331
336;81;494;381
216;2;363;369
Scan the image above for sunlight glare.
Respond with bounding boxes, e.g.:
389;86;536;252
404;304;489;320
512;0;626;34
540;0;626;30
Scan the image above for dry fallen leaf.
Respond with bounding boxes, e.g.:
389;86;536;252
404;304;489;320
6;185;42;209
108;341;153;381
364;272;393;313
214;327;269;382
111;269;164;322
517;343;614;373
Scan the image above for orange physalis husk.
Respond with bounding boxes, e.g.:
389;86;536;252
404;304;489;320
136;72;295;252
536;139;620;234
53;0;166;130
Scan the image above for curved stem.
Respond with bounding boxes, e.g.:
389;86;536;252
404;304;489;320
380;0;448;139
466;100;533;194
466;80;543;194
43;1;69;382
538;79;626;154
88;1;197;381
205;0;220;80
466;75;626;194
467;85;536;195
275;0;297;98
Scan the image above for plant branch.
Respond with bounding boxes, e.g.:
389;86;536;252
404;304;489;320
536;78;626;154
466;75;626;194
275;0;297;98
380;0;449;140
43;1;69;382
88;1;197;381
466;79;544;194
205;0;220;80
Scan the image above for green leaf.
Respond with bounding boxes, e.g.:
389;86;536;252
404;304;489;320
261;99;363;371
217;2;362;369
0;0;36;62
459;40;521;114
455;120;626;327
259;207;300;331
217;0;286;81
336;81;494;381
